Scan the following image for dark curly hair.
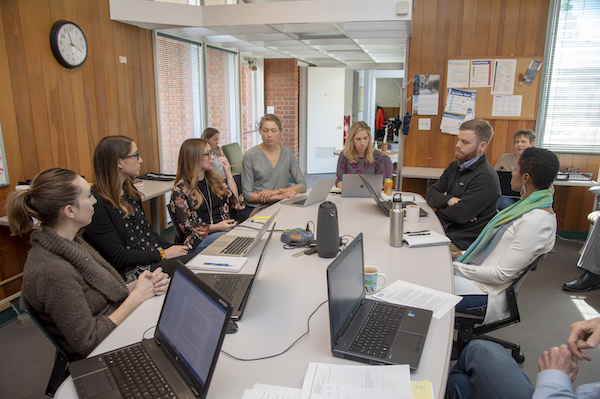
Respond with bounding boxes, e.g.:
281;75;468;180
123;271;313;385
518;147;559;189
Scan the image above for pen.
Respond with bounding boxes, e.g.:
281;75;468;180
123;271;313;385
408;233;430;236
204;262;231;267
406;230;428;234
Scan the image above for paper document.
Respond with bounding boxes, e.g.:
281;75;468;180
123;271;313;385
447;60;470;88
242;384;301;399
300;362;412;399
412;380;435;399
373;280;462;319
185;254;248;272
491;59;517;95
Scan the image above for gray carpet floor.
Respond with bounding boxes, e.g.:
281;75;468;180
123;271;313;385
1;200;599;398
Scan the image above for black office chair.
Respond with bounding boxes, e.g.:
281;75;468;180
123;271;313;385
452;253;547;363
19;295;73;397
166;205;185;245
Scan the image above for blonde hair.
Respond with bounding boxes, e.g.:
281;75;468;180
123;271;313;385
92;136;141;218
259;114;283;132
342;121;374;165
174;139;226;211
5;168;81;236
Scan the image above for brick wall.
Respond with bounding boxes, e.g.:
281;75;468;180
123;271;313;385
264;59;300;157
240;64;254;152
206;47;235;145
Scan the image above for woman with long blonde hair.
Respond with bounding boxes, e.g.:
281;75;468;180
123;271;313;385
170;138;244;253
335;121;384;188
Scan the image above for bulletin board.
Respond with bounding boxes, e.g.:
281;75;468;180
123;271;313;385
443;56;543;121
0;122;9;188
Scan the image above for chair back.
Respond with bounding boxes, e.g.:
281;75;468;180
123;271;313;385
166;205;185;244
19;295;72;396
473;253;547;335
222;142;243;175
382;155;393;179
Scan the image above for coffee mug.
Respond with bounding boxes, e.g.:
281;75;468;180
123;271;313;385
364;265;387;294
405;204;420;224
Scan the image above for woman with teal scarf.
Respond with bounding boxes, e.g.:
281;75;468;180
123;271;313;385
453;147;560;324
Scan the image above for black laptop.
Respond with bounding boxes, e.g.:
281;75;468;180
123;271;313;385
358;174;428;217
497;170;521;199
69;262;233;399
195;218;276;320
326;233;432;369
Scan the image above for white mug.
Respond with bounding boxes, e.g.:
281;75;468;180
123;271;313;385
405;204;420;224
364;265;387;294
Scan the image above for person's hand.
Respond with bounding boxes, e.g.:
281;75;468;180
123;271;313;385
147;267;169;296
280;188;297;199
469;217;478;223
130;270;157;302
217;156;231;171
214;144;223;157
538;345;579;382
257;189;278;203
448;197;461;206
164;245;188;259
567;317;600;361
211;219;237;233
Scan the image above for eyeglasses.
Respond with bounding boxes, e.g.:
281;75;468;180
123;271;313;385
121;152;140;161
202;151;215;158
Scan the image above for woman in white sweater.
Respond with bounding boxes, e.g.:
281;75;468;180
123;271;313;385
453;147;559;324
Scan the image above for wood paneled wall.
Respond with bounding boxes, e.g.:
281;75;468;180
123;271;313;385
0;0;159;305
403;0;598;232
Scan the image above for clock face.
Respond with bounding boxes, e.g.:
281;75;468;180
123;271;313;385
50;21;88;68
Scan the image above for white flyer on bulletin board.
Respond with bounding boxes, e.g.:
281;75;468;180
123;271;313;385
491;59;517;95
492;95;522;117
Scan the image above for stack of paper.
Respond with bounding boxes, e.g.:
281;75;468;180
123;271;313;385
403;230;451;248
185;254;248;272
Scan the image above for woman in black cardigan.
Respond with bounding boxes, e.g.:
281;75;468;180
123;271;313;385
83;135;188;282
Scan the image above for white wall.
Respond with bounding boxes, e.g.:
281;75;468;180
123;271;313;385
376;78;403;107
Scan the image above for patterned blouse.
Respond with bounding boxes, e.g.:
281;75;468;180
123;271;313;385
335;150;385;186
169;179;244;250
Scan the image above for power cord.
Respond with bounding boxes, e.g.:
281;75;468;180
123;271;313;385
221;299;328;361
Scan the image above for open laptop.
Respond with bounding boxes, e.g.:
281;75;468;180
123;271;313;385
196;218;276;320
69;262;233;399
341;174;384;197
201;209;279;256
358;174;428;217
280;177;336;207
326;233;432;369
497;170;520;199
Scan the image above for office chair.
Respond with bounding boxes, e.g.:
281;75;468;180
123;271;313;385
382;155;393;179
166;205;185;244
452;253;547;363
19;296;73;397
221;142;243;175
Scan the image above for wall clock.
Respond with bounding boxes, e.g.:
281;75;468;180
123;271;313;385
50;20;88;69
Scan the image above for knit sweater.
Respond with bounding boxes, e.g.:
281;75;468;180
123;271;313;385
22;228;128;359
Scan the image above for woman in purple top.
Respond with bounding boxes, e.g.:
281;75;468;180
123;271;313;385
335;121;384;188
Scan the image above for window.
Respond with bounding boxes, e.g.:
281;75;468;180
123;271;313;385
156;34;205;174
536;0;600;153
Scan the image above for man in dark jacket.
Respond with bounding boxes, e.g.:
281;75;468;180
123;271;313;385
426;119;500;251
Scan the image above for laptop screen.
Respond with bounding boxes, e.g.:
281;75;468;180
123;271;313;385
326;233;365;345
157;268;228;386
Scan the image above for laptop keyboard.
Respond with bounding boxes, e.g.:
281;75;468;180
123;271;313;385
349;302;404;358
211;275;244;301
221;236;254;255
103;344;176;399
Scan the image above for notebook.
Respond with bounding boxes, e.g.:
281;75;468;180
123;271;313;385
69;262;233;399
196;218;275;320
358;174;428;217
341;174;384;197
280;177;336;207
326;233;432;369
201;209;279;256
402;230;452;247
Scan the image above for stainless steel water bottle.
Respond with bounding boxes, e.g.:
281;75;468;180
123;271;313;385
390;193;403;247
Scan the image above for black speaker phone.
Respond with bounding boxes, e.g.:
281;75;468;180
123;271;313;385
317;201;339;258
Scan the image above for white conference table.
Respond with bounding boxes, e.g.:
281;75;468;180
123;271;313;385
56;192;454;399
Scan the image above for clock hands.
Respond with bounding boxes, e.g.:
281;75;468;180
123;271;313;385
66;31;85;54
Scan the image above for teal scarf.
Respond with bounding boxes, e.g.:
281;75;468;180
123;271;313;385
456;189;553;264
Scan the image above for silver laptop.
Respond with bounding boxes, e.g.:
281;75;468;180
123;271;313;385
280;177;335;207
326;233;432;369
196;219;275;320
201;209;279;256
341;174;384;197
69;262;233;399
359;174;428;217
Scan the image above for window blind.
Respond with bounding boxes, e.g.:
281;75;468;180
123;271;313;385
536;0;600;154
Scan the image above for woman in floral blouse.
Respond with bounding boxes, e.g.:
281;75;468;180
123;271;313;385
169;138;244;253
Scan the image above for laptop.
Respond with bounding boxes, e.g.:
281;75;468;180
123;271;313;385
280;177;336;207
201;209;279;256
341;174;384;197
69;262;233;399
196;218;276;320
326;233;432;369
358;174;428;217
497;170;520;199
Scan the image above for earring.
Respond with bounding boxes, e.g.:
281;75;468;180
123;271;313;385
520;183;527;198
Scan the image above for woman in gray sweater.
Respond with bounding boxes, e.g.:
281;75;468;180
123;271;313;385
6;168;169;358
